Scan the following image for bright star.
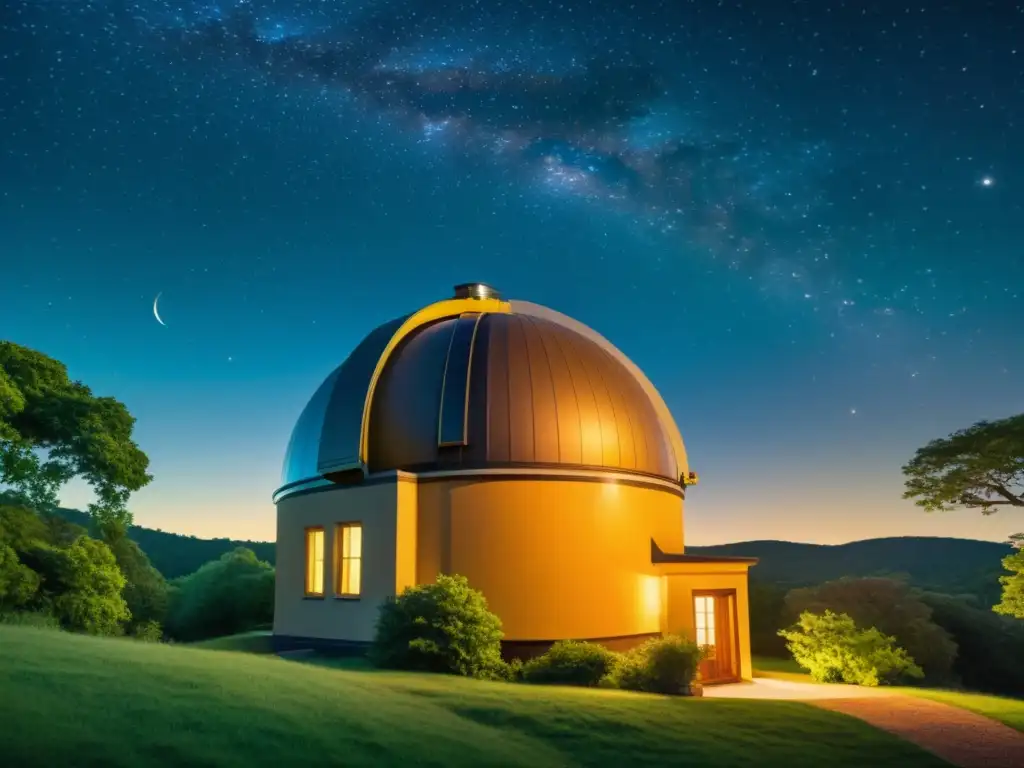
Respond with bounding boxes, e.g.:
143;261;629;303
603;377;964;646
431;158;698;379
980;176;994;187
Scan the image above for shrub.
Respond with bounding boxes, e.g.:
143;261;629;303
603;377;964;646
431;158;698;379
521;640;618;687
0;610;61;630
605;635;703;695
370;574;504;678
130;619;164;642
164;547;275;641
785;577;957;682
779;610;924;686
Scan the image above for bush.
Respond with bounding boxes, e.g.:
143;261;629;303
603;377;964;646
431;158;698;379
784;577;957;682
130;619;164;642
521;640;618;687
604;635;703;695
0;610;61;630
779;610;924;686
164;547;275;642
370;574;504;678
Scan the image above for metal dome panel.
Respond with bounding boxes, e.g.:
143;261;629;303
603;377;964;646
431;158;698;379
367;313;677;480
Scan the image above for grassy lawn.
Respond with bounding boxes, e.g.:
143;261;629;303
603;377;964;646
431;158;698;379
752;655;1024;733
189;630;275;654
891;689;1024;733
752;655;817;683
0;627;949;768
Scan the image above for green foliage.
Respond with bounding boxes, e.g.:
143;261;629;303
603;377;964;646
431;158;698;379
521;640;618;687
0;542;41;609
604;635;704;695
0;610;61;629
130;619;164;642
52;506;277;580
0;341;152;535
919;591;1024;696
108;537;169;631
748;581;789;656
164;547;274;642
994;549;1024;619
902;413;1024;513
39;536;131;635
784;577;957;681
371;574;505;678
779;610;924;686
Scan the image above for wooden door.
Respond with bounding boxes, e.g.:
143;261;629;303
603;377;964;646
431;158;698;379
694;591;737;683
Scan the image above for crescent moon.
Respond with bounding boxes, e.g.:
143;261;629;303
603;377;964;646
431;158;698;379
153;293;166;326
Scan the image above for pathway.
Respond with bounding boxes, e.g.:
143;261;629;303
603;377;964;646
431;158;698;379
704;679;1024;768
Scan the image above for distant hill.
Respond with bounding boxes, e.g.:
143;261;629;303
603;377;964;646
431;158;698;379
53;508;276;580
51;508;1014;600
688;536;1014;605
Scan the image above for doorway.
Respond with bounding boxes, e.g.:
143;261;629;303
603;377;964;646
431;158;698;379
693;590;739;684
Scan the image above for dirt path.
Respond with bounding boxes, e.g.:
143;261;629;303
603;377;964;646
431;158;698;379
813;695;1024;768
705;680;1024;768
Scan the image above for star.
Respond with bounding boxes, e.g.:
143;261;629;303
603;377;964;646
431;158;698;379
980;176;995;187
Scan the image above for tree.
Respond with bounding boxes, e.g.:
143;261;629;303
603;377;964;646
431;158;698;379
0;342;152;538
994;547;1024;619
32;536;130;634
108;537;169;633
902;413;1024;513
164;547;274;641
785;577;957;681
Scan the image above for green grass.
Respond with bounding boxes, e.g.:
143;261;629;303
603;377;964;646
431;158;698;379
188;630;275;654
892;689;1024;733
752;655;818;683
752;655;1024;733
0;628;950;768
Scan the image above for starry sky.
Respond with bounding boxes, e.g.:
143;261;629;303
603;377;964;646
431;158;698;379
2;0;1022;545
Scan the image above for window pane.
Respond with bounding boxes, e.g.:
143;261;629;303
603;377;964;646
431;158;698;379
696;627;706;646
348;525;362;559
306;529;325;594
695;613;706;629
349;558;362;595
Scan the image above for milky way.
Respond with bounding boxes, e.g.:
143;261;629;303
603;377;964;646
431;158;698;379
115;0;840;296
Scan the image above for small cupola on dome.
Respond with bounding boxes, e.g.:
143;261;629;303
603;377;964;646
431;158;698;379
453;282;501;300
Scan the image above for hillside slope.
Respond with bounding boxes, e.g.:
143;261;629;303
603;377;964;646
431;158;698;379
688;537;1013;602
54;507;276;580
0;627;947;768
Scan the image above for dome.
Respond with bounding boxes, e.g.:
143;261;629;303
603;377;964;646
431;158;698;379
276;285;689;499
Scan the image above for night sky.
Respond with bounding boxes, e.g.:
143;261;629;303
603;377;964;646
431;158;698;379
2;0;1021;545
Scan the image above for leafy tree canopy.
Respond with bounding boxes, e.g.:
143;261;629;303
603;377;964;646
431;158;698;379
0;341;152;537
902;413;1024;514
994;549;1024;620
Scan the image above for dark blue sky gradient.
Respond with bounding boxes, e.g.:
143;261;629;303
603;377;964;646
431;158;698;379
2;0;1022;543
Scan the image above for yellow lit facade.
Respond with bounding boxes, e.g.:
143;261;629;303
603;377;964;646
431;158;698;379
274;284;757;683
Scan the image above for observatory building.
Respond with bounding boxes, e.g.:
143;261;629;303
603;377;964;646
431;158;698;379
272;284;756;683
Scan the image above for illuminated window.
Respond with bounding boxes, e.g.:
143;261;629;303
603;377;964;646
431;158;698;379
304;527;325;597
336;523;362;597
694;595;717;649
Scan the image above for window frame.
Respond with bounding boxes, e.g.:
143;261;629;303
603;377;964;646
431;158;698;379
334;522;363;599
304;526;326;598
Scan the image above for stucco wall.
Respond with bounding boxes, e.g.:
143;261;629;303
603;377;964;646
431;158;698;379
274;479;410;643
415;476;685;642
663;568;753;681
